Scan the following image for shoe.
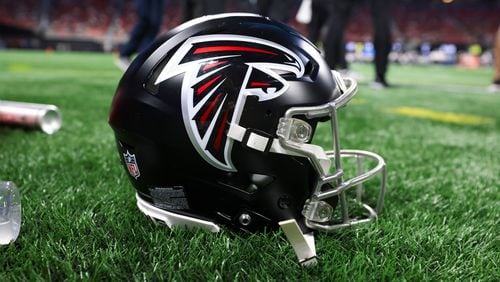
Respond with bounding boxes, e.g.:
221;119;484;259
338;69;363;81
370;78;390;90
115;56;131;72
487;82;500;93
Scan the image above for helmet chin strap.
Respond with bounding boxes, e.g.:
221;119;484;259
279;219;318;266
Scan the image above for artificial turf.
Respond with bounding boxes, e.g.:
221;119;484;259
0;50;498;280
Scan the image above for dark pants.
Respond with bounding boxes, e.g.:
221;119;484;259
323;0;352;70
257;0;301;23
323;0;392;81
308;0;330;45
371;0;391;82
181;0;226;22
120;0;165;58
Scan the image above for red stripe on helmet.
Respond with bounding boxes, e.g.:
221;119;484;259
250;81;272;87
200;93;222;126
214;111;229;151
194;46;277;56
197;74;222;96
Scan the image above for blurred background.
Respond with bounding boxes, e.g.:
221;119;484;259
0;0;498;68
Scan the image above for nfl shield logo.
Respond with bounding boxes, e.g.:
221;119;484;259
123;151;140;179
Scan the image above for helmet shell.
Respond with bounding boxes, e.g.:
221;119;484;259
109;14;339;231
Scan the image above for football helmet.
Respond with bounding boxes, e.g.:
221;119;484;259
109;13;386;265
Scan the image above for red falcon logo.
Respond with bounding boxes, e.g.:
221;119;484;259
155;35;305;171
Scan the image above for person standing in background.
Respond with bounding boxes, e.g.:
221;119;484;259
308;0;330;45
181;0;202;21
257;0;301;23
322;0;351;73
369;0;392;88
323;0;393;89
488;26;500;93
115;0;165;71
202;0;226;16
181;0;226;22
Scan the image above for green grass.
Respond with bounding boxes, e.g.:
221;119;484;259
0;50;498;280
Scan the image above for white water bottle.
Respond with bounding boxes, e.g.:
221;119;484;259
0;181;21;245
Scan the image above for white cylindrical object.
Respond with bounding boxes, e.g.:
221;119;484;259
0;181;21;245
296;0;312;24
0;100;62;134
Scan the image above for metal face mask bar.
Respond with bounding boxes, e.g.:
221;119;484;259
278;71;386;232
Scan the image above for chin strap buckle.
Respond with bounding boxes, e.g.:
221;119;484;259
279;219;317;267
241;128;274;154
227;123;275;153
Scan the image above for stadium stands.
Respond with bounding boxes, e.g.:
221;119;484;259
48;0;113;39
0;0;40;30
0;0;498;47
0;0;115;40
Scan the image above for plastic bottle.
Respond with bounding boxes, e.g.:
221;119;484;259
0;181;21;245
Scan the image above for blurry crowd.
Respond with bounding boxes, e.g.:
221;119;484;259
114;0;499;88
1;0;498;44
1;0;499;88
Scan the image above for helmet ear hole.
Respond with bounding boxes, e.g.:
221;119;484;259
278;195;292;209
249;174;275;188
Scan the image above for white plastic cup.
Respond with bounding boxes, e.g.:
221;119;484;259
0;181;21;245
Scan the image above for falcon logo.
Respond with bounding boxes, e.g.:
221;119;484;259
155;35;305;171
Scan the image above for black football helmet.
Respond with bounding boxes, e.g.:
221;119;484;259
109;13;386;265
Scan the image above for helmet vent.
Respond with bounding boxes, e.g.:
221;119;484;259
304;60;318;80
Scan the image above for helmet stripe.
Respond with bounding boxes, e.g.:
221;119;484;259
193;46;278;56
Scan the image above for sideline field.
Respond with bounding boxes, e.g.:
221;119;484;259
0;50;498;280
